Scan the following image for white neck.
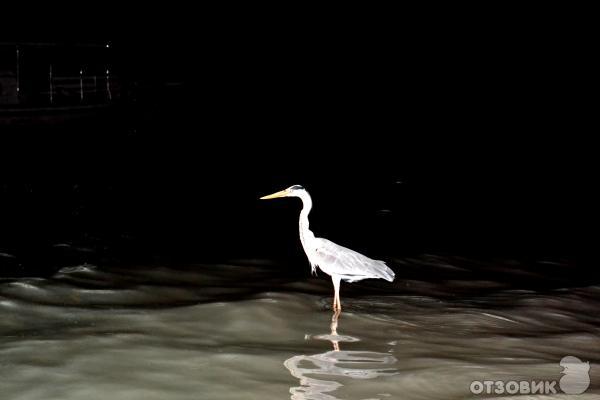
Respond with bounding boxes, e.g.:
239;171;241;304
297;190;314;248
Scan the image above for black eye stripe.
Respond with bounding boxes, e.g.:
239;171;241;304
290;185;304;190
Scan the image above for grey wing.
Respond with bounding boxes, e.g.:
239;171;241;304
312;237;395;283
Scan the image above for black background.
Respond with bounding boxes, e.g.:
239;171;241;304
0;14;584;278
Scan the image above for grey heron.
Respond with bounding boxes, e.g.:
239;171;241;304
260;185;395;312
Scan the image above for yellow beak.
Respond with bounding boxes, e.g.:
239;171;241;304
260;189;290;200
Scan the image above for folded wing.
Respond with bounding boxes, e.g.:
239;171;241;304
312;237;395;283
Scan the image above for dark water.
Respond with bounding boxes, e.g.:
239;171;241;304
1;257;597;399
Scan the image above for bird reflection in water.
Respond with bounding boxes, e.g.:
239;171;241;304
284;312;398;400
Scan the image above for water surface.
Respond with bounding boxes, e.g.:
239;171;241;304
1;258;597;399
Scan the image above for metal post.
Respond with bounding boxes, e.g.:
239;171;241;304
16;45;20;98
49;64;53;104
80;68;84;101
106;68;112;101
105;42;112;102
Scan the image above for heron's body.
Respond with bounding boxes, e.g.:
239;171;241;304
261;185;395;312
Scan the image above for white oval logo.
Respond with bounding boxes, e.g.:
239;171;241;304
559;356;590;395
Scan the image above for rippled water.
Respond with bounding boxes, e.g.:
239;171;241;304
1;257;598;399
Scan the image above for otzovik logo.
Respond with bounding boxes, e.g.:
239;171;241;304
470;356;591;396
560;356;590;395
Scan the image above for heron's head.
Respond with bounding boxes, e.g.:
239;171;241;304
260;185;305;200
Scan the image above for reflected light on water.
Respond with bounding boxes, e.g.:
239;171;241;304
284;313;398;400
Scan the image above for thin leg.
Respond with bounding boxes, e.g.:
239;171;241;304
330;313;340;351
332;276;341;312
331;307;341;322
